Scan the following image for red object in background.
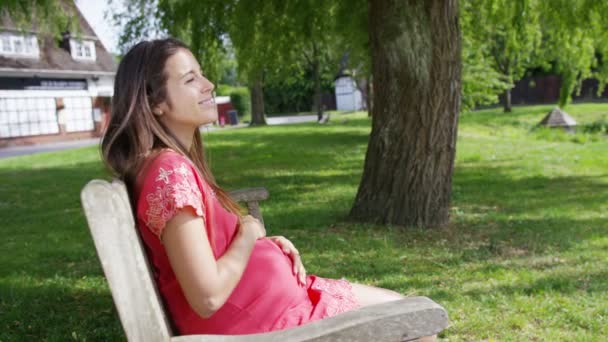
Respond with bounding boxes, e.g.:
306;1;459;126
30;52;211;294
217;100;234;127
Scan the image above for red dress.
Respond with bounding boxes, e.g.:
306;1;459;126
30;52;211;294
135;150;359;335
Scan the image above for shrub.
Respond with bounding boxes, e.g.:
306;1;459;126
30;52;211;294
581;119;608;134
229;87;250;117
216;84;233;96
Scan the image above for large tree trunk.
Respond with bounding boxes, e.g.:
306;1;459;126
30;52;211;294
349;0;461;227
503;88;512;112
249;76;266;126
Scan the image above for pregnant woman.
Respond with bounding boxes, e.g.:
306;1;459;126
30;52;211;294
101;38;406;335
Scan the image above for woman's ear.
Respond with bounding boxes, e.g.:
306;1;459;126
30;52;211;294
153;102;169;116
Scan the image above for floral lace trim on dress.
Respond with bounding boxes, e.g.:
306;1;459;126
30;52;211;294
145;162;205;237
312;278;360;317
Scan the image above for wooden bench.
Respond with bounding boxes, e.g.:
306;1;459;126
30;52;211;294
80;179;449;341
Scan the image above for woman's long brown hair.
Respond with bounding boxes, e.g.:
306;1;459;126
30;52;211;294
101;38;242;215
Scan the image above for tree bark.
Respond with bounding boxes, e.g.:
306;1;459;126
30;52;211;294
558;69;576;108
503;88;512;112
249;76;266;126
350;0;461;227
312;42;324;121
366;75;373;116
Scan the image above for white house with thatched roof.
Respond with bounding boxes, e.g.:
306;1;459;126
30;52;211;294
0;1;116;147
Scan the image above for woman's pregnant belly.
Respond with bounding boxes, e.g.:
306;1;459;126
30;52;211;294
225;238;308;329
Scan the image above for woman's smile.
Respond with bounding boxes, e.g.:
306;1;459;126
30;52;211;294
198;97;215;107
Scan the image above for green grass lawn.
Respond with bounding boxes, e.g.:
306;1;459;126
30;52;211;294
1;103;607;341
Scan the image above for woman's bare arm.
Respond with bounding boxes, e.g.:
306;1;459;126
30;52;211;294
162;212;265;318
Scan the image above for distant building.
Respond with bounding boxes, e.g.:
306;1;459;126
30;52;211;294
215;96;235;126
0;1;116;147
333;53;365;112
334;75;363;112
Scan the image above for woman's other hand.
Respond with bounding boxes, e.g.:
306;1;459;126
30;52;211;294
267;236;307;286
239;215;266;240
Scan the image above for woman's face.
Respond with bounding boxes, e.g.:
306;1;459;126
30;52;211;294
155;48;216;135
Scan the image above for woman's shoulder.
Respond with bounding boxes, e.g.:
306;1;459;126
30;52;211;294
135;149;200;195
140;149;194;176
148;148;191;166
135;149;206;238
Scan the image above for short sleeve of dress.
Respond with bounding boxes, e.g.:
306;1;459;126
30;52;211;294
136;152;205;239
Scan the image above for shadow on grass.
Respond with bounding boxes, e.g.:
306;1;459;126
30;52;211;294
0;160;109;277
0;160;123;340
0;280;124;341
460;265;608;299
453;164;607;245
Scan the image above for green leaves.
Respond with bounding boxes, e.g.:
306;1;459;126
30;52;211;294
106;0;608;111
2;0;76;38
539;0;607;108
461;0;608;109
461;0;542;110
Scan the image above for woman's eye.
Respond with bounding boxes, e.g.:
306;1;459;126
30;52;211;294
186;78;194;83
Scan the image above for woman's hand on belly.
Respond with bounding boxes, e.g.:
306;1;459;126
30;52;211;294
267;236;307;286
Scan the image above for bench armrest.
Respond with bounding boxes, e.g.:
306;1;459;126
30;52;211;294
172;296;448;342
229;187;269;223
229;187;269;202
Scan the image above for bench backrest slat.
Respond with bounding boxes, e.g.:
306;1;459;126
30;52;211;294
81;179;173;341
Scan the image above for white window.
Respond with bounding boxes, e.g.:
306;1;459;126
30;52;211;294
0;33;39;58
1;35;11;52
0;97;59;138
70;39;96;61
13;37;23;54
25;37;35;52
84;44;92;58
63;97;94;132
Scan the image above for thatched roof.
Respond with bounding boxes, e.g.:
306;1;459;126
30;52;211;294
539;107;577;127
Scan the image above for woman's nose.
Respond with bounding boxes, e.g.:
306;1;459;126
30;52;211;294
200;76;214;93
